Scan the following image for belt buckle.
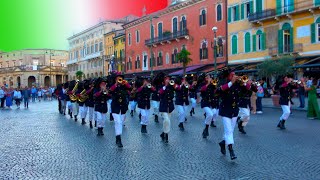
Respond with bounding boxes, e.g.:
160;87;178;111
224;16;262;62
101;101;105;103
232;102;236;107
119;99;122;103
183;97;186;100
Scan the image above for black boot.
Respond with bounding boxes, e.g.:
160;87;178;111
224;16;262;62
236;116;241;123
116;135;123;148
210;121;216;127
74;115;78;122
280;120;286;129
81;118;86;125
97;128;101;136
164;133;169;143
228;144;237;160
89;121;93;129
192;108;195;114
95;121;97;127
139;113;142;121
204;113;206;118
130;110;134;117
141;125;147;133
190;110;193;117
110;113;114;121
178;122;184;131
70;112;73;119
202;125;209;138
68;109;70;115
185;118;187;122
155;115;159;123
218;140;226;155
238;121;246;134
160;132;165;141
101;128;104;136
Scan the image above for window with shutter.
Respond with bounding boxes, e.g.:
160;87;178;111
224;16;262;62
241;4;244;20
217;4;222;21
311;23;316;43
245;32;251;53
316;0;320;6
235;5;239;21
252;35;257;52
289;27;294;52
276;0;282;15
278;30;283;54
256;0;263;13
232;35;238;54
262;33;266;50
228;7;232;23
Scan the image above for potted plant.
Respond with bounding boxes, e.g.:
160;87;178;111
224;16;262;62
163;31;171;37
257;56;294;107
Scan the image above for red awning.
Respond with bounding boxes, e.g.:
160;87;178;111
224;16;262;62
201;64;225;73
169;65;205;76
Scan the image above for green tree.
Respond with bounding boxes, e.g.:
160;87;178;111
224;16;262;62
177;48;192;76
257;56;294;78
75;70;84;80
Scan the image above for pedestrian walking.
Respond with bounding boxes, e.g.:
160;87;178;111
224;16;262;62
13;88;22;109
37;88;42;102
256;80;264;114
31;86;37;102
298;78;306;108
277;75;293;130
22;86;31;108
5;88;13;109
305;78;320;119
0;86;5;109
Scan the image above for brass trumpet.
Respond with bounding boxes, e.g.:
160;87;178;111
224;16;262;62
169;80;175;86
211;78;219;86
147;83;152;88
185;85;189;89
118;77;123;84
69;81;79;101
253;81;261;86
238;75;249;83
292;80;301;84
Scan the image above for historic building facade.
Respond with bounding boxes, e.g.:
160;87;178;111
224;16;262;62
228;0;320;77
113;31;126;73
0;49;68;88
123;0;227;77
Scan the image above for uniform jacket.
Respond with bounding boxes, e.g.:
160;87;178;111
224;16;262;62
200;84;219;109
175;85;189;106
189;85;197;99
159;85;175;113
110;83;131;114
279;82;291;105
137;86;156;109
85;87;95;107
238;83;257;108
94;89;109;113
151;85;162;101
219;81;250;118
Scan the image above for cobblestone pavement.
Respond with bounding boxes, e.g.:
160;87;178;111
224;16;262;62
1;101;320;180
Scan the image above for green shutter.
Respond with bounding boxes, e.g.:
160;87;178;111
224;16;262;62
288;0;294;12
256;0;263;13
316;0;320;6
276;0;282;15
232;35;238;54
250;1;254;14
262;33;266;50
289;27;294;52
311;23;316;43
228;7;231;23
241;4;244;20
235;5;239;21
245;33;251;53
252;35;257;52
278;30;283;54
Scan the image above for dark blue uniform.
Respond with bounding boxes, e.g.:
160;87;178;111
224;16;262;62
94;89;109;113
110;83;130;114
279;83;292;106
200;84;219;109
219;82;243;118
159;85;175;113
175;85;189;106
137;87;155;109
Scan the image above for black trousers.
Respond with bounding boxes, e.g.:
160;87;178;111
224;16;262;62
0;97;5;108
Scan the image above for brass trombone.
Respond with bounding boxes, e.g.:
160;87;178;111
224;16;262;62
211;78;219;86
78;89;88;103
69;80;79;101
238;75;249;83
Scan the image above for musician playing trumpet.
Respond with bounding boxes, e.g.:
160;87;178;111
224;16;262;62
136;78;156;133
174;77;190;131
200;74;220;139
94;78;110;136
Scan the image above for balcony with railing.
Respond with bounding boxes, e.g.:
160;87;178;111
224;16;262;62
248;1;320;23
269;43;303;56
145;29;189;46
80;51;102;61
66;58;78;65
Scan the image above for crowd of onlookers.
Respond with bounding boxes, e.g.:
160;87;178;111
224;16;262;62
0;86;56;109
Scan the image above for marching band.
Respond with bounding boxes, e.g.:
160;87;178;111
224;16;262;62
55;69;296;160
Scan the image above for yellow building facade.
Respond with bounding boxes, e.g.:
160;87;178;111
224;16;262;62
104;31;116;74
113;31;125;73
227;0;320;77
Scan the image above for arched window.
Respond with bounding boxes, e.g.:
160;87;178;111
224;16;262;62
217;4;222;21
200;40;208;60
232;35;238;55
172;17;178;35
245;32;251;53
135;56;140;69
128;33;132;45
166;53;170;64
157;51;163;66
199;9;207;26
311;17;320;43
278;23;292;53
180;16;187;31
172;49;178;64
158;23;163;38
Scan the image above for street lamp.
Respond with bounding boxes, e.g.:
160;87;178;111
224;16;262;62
150;15;159;77
211;26;218;78
46;50;54;86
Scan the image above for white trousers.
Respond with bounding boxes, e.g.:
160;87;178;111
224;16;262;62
113;113;126;135
190;98;196;108
151;100;160;116
96;112;106;128
238;107;250;126
176;105;187;123
280;105;291;121
72;102;79;116
61;100;66;113
161;113;171;133
203;107;219;125
67;101;72;112
80;105;88;119
107;99;112;114
140;109;150;125
129;101;137;111
88;107;94;121
94;110;97;122
222;116;237;145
